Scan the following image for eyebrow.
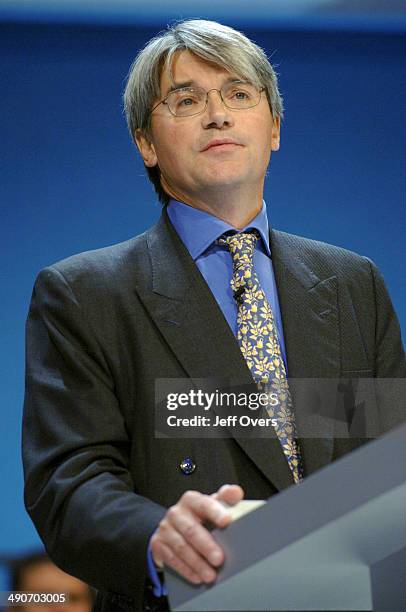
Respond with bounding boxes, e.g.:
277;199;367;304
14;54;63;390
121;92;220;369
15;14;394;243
164;76;248;96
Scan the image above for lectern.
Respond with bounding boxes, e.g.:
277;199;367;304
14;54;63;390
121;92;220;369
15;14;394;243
165;424;406;611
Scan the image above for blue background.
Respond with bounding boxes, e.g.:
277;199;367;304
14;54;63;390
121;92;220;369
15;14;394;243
0;7;405;585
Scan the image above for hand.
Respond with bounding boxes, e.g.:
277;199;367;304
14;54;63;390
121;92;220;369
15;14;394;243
150;484;244;584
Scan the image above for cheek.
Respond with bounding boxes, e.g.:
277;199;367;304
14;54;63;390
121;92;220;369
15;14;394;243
259;119;274;146
154;127;191;169
258;126;274;160
253;109;275;149
247;120;273;160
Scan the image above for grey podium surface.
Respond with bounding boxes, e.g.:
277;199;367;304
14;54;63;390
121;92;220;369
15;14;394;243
165;424;406;611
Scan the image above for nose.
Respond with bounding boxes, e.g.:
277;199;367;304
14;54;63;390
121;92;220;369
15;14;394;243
201;88;234;129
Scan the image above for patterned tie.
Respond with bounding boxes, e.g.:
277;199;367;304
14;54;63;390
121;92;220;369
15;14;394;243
217;230;304;484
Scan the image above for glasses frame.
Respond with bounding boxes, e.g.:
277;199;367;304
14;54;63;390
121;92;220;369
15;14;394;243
149;83;266;118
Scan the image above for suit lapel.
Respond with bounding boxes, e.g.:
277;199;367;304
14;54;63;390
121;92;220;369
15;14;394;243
271;229;340;379
271;229;340;474
143;209;251;383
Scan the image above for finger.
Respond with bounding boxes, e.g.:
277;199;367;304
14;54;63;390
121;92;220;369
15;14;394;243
213;484;245;507
179;490;231;529
164;506;225;567
153;521;221;579
154;541;203;585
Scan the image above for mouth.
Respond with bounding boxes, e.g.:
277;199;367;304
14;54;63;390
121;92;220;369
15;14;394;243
201;139;241;152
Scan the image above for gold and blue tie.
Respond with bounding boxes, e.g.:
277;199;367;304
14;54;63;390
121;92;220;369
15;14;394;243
217;230;304;484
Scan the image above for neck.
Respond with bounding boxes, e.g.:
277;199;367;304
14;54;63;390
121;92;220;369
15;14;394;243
162;178;264;229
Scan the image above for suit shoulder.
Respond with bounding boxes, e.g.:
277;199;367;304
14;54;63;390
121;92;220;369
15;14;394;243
272;229;366;260
272;229;371;276
35;231;149;293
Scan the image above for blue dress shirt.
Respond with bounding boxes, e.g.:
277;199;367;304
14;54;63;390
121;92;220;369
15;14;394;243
147;199;288;596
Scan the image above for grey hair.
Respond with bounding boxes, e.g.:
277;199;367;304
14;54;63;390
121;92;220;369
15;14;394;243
123;19;284;205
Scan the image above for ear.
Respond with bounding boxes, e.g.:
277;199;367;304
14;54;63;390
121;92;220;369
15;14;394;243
135;129;158;167
270;115;281;152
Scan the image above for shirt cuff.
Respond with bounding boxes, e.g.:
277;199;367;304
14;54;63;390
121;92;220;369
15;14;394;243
147;536;168;598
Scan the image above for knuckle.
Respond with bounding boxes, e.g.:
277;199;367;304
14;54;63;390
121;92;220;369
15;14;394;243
183;522;198;539
150;532;159;547
202;496;217;515
166;505;179;521
157;517;169;532
182;490;197;504
173;540;187;556
164;549;176;564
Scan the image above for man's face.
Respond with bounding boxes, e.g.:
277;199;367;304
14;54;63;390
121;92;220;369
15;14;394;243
136;50;280;204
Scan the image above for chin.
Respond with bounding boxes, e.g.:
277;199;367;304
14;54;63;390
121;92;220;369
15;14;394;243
202;164;249;186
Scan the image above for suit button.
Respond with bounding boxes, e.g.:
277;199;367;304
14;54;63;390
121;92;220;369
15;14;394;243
180;457;196;475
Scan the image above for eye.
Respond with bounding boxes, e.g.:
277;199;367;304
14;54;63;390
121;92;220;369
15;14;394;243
172;89;201;109
225;85;256;103
233;90;250;100
179;97;196;106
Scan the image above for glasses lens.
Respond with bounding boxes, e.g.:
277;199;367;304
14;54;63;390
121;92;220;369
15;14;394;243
167;87;206;117
166;84;262;116
222;82;261;109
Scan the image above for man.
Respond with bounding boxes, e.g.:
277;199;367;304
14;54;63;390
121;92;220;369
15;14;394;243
23;19;405;612
7;551;94;612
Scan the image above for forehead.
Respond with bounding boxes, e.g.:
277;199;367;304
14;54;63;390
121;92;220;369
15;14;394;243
160;50;238;95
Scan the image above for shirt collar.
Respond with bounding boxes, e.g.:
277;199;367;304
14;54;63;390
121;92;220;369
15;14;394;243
166;199;271;260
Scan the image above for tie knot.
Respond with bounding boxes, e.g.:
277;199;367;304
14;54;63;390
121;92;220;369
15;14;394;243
217;230;260;270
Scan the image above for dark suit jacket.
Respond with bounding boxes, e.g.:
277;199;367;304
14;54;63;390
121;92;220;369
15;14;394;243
22;207;405;611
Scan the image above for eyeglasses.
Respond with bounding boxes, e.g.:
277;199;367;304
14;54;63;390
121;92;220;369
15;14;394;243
150;82;265;118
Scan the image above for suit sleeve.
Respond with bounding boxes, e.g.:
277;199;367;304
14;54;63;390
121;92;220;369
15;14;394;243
365;257;406;378
362;258;406;435
22;266;167;609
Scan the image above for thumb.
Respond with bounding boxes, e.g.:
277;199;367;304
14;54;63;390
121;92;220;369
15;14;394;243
212;484;244;507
